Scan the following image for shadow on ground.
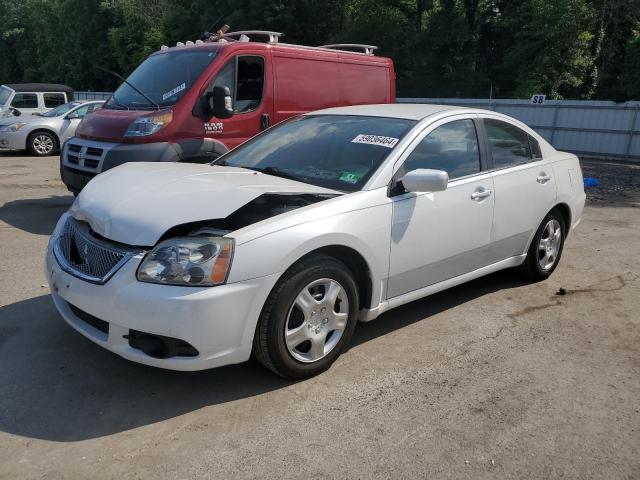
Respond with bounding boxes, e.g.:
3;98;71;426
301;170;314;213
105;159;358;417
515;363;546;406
0;270;527;442
0;195;73;235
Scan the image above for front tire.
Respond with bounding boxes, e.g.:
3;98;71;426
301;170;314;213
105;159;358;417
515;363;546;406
28;132;57;156
519;209;566;281
253;255;359;379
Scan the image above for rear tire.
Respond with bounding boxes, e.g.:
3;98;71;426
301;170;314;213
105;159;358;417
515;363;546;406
253;255;359;379
518;209;566;281
27;131;57;156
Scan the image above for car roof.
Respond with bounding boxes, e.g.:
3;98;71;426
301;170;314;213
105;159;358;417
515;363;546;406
3;83;74;93
308;103;466;120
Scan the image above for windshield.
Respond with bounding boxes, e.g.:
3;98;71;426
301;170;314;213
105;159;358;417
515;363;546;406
0;86;11;106
105;50;217;110
42;102;83;117
214;115;417;192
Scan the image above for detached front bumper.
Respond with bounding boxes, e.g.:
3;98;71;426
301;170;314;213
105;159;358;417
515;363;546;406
45;228;279;371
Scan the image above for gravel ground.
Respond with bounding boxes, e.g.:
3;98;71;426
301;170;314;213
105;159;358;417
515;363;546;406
0;152;638;480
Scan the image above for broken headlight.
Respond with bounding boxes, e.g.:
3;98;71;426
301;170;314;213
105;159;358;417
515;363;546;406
137;237;233;286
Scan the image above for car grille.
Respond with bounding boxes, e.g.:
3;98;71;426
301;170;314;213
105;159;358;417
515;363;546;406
53;217;137;284
63;141;108;171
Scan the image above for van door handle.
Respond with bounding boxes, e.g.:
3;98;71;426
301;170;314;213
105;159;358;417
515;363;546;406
471;189;492;201
537;173;551;184
261;114;270;130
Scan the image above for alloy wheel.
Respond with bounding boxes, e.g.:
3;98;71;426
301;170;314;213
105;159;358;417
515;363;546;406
537;219;562;271
285;278;349;363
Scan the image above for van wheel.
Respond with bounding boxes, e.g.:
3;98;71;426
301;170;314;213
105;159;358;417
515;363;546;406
253;255;359;379
28;132;57;156
519;210;566;281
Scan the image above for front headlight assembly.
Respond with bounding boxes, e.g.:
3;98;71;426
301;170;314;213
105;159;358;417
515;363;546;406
0;122;26;132
137;237;234;286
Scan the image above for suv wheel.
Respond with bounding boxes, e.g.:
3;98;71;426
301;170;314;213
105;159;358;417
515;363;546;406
28;132;57;156
253;255;359;379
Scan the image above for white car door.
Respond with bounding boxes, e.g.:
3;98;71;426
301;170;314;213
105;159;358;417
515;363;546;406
387;116;495;299
481;117;557;260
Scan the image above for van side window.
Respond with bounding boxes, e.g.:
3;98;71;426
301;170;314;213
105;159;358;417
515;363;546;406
44;93;66;108
485;119;532;169
403;119;481;180
211;56;264;114
11;93;38;109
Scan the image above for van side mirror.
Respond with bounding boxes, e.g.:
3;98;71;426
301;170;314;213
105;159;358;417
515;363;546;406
401;169;449;193
9;107;21;117
209;86;233;119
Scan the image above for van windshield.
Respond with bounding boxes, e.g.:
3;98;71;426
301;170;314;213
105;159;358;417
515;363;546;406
214;115;417;192
0;86;11;106
105;50;217;110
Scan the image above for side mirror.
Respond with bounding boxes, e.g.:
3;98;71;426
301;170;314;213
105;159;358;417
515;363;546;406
209;85;233;119
9;107;21;117
66;112;80;120
401;169;449;193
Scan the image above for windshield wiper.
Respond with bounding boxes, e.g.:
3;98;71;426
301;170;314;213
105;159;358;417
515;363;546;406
247;166;304;182
95;65;160;110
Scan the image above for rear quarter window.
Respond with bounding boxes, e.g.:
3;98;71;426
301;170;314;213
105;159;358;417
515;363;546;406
44;93;66;108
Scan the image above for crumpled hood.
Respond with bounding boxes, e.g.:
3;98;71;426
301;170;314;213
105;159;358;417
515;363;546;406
71;162;340;246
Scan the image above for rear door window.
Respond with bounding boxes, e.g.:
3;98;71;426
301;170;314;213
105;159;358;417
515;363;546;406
485;119;533;169
44;93;66;108
402;119;481;180
11;93;38;109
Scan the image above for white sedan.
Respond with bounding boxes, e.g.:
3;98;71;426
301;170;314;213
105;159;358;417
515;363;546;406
45;104;585;378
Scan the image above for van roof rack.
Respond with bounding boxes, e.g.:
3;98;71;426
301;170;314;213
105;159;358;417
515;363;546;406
220;31;284;43
319;44;378;55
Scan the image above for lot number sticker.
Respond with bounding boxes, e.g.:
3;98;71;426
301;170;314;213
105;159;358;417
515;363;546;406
351;134;399;148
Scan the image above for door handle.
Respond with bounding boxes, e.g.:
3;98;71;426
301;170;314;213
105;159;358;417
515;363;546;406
261;113;270;130
537;173;551;184
471;189;492;201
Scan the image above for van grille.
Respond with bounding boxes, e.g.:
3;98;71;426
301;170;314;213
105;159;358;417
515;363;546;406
53;217;136;284
63;140;109;172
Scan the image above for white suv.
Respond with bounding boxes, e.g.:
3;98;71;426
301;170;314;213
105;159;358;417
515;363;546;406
46;104;586;379
0;83;74;117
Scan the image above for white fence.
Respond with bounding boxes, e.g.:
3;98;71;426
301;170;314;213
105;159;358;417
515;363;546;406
399;98;640;161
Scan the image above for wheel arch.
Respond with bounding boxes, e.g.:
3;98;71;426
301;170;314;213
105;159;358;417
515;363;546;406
552;202;572;236
26;128;60;151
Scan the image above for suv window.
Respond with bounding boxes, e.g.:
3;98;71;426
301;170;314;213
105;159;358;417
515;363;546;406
403;119;481;180
44;93;66;108
212;56;264;114
11;93;38;109
485;119;533;169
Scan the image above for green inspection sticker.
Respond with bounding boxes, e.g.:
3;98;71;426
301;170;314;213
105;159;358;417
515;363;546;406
339;171;363;184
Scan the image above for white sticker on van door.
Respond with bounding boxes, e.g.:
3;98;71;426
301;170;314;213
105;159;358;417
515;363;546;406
162;82;186;101
351;134;399;148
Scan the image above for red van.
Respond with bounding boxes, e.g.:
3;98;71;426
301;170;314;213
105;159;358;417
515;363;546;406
60;31;396;193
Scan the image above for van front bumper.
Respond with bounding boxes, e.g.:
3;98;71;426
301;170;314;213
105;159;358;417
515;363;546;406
59;137;228;193
45;227;279;371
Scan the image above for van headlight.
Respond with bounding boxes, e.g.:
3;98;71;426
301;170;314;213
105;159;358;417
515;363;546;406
124;109;173;137
137;237;233;286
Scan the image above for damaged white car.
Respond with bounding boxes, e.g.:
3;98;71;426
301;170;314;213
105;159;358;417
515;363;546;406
46;104;586;378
